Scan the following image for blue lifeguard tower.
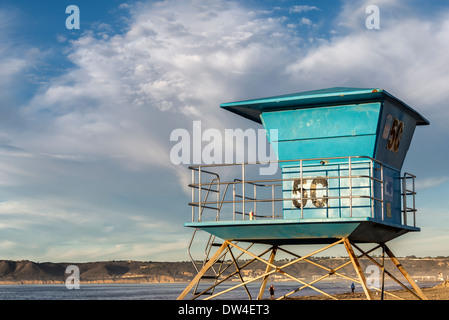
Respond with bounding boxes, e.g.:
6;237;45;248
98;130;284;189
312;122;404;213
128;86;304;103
178;88;429;300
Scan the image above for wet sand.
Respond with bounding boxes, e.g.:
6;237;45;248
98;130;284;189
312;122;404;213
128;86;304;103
289;281;449;300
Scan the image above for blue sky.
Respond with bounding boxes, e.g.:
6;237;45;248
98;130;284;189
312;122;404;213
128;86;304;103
0;0;449;262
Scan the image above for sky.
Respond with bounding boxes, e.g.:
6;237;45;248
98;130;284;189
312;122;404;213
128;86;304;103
0;0;449;262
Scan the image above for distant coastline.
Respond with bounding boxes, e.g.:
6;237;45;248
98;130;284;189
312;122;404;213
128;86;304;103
1;256;449;286
0;278;187;285
0;260;196;285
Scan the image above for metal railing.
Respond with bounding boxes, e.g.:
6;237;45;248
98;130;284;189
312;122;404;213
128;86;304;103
188;156;417;227
401;172;417;227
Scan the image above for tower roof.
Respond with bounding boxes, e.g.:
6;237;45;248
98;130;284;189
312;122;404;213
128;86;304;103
220;87;429;126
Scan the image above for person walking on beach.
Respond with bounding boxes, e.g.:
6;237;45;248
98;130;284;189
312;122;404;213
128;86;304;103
351;283;355;294
269;284;275;299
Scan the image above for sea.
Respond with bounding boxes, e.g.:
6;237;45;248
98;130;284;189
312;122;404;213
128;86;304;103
0;280;440;300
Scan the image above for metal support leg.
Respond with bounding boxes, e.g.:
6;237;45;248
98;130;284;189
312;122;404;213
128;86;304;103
180;238;426;300
385;245;428;300
257;246;277;300
343;238;373;300
177;240;229;300
351;242;417;300
381;244;385;300
227;243;252;300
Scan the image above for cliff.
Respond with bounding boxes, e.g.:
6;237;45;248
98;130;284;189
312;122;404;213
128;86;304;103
0;260;197;284
1;256;448;285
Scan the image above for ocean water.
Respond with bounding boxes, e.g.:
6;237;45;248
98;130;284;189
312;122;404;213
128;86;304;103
0;281;440;300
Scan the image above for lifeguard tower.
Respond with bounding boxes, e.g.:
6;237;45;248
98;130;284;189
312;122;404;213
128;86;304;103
178;87;429;300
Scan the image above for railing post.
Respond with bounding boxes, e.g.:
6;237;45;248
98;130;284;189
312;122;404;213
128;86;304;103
233;183;236;221
402;173;407;226
412;175;416;227
242;163;245;220
191;169;195;222
217;175;220;221
300;159;304;219
349;157;352;217
254;184;257;218
380;163;384;221
198;167;202;222
370;160;374;219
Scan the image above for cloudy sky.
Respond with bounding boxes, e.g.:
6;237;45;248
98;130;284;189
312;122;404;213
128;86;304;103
0;0;448;262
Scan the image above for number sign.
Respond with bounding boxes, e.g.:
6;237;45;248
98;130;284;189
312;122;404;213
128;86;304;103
292;177;328;208
385;115;404;153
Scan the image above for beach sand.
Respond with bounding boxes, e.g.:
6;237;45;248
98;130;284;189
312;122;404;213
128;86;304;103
289;281;449;300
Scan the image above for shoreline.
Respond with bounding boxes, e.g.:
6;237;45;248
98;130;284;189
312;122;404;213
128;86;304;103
288;285;449;300
284;280;449;300
0;279;189;285
0;280;448;300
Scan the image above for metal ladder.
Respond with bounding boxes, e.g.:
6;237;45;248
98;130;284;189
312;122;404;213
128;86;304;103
187;176;229;296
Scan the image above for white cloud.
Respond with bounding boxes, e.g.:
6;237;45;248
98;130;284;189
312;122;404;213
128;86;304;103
17;0;302;177
286;8;449;125
415;177;449;191
0;0;305;261
2;0;449;261
289;5;320;13
0;240;19;250
299;17;314;27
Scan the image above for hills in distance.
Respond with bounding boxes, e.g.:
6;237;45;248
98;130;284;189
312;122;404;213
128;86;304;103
1;256;449;285
0;260;197;284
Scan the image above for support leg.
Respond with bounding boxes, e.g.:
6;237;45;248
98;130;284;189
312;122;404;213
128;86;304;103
257;246;277;300
177;240;229;300
343;238;373;300
385;245;428;300
381;244;385;300
227;243;252;300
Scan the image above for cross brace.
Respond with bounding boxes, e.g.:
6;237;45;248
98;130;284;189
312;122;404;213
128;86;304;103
177;238;428;300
